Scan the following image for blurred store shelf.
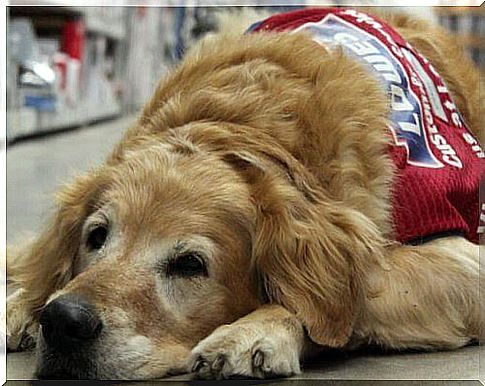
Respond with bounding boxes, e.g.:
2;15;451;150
6;5;484;142
435;6;485;71
435;6;485;15
85;15;126;40
9;6;83;16
36;101;121;132
7;6;128;141
84;7;126;40
7;101;121;141
9;6;126;38
6;108;37;139
10;0;104;6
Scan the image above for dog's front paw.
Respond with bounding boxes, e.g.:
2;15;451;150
6;289;38;352
189;322;301;380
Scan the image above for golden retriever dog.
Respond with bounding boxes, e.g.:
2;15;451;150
6;7;482;380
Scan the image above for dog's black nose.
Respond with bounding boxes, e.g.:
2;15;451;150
39;295;102;349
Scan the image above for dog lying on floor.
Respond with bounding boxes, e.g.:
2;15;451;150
6;8;483;380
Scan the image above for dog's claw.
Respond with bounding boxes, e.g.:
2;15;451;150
211;354;225;372
191;356;206;373
252;349;264;368
19;332;36;351
191;354;228;379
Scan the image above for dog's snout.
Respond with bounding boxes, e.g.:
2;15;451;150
40;295;102;348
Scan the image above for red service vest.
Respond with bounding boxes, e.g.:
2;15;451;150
248;8;484;244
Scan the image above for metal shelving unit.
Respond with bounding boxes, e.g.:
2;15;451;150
6;6;126;141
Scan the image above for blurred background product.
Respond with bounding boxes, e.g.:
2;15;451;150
6;3;484;142
7;6;125;140
437;6;485;70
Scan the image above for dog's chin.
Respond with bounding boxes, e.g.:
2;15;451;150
33;332;96;379
36;369;93;380
35;347;99;380
34;326;191;380
36;355;183;380
36;359;97;380
35;338;185;380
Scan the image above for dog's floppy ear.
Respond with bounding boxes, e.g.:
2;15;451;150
8;169;107;315
223;147;385;348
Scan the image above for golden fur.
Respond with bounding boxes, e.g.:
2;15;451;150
7;9;481;379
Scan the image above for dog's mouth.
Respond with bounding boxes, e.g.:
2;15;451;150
36;349;98;380
34;292;195;379
35;329;100;380
36;367;95;380
34;294;102;379
35;336;185;380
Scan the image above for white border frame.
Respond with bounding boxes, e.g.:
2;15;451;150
1;3;7;386
2;1;483;384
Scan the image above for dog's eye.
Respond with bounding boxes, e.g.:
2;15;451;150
167;253;207;277
86;225;108;251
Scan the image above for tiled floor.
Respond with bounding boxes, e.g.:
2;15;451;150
6;116;482;382
7;117;129;244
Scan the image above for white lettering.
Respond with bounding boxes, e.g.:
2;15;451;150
366;55;400;83
437;85;448;93
398;120;421;136
402;48;448;122
333;32;358;45
431;134;447;147
391;84;413;112
443;154;463;168
451;112;463;128
444;100;456;111
463;133;477;145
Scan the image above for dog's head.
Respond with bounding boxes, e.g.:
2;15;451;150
28;125;261;379
9;121;384;379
